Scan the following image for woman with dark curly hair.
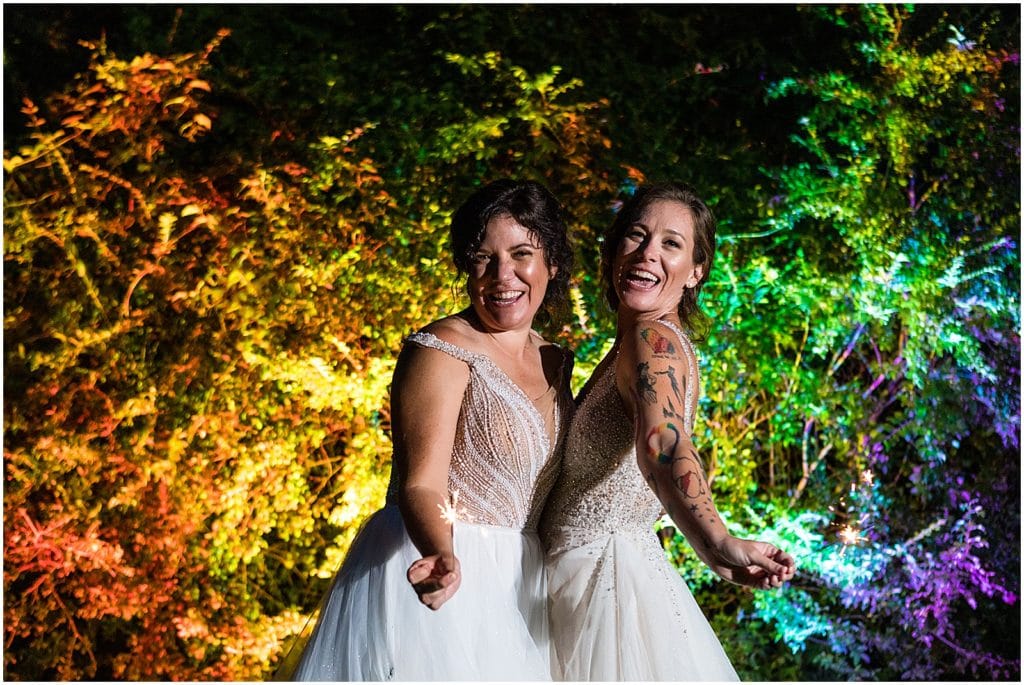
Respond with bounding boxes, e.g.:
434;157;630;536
288;179;576;680
540;182;797;681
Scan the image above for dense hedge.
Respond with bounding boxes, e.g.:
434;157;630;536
4;5;1019;680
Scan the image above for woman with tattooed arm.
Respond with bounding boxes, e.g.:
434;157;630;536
540;182;796;681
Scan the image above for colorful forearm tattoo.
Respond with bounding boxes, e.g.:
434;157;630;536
644;421;715;535
652;421;681;465
646;423;706;497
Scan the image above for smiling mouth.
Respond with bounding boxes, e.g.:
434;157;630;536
623;268;660;290
487;290;525;306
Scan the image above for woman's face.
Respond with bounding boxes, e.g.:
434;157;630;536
468;213;555;334
612;199;704;319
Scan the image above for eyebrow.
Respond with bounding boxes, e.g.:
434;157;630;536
632;223;688;241
476;242;539;252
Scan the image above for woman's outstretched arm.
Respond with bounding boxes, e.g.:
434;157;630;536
390;341;472;609
617;320;797;589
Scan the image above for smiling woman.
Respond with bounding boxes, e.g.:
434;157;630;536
601;183;717;340
613;199;706;320
466;214;557;338
539;182;796;681
282;179;576;681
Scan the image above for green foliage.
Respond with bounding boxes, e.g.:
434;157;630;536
3;4;1019;681
670;5;1020;679
3;24;617;680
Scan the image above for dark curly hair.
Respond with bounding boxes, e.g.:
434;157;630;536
450;179;573;326
600;182;717;339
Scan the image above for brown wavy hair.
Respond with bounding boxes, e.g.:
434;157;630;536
450;179;573;326
600;182;717;339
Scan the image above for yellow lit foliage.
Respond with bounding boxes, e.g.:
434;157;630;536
4;29;616;680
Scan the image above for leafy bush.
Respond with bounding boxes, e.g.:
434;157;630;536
3;5;1018;680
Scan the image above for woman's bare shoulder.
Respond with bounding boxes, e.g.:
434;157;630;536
623;319;687;362
396;319;472;389
417;314;480;350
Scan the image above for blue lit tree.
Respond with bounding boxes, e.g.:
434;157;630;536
662;6;1020;679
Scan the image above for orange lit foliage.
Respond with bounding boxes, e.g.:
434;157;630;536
3;33;615;680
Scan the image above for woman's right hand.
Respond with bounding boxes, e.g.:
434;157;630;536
390;337;471;612
407;553;462;610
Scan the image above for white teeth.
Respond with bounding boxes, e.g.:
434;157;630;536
627;269;659;284
491;291;522;301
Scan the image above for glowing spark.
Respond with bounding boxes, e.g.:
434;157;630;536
836;524;870;556
438;490;468;525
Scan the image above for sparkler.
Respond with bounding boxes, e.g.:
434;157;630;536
803;519;874;559
815;469;876;557
438;490;469;525
837;523;869;549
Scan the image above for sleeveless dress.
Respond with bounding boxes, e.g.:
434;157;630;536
288;331;574;681
539;320;739;681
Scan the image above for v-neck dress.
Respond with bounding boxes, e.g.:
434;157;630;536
287;330;574;681
539;320;738;681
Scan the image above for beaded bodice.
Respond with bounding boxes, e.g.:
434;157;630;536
540;320;699;552
386;331;574;531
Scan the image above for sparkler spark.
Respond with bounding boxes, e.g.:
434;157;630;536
438;490;468;525
837;524;863;546
835;523;872;556
809;470;878;559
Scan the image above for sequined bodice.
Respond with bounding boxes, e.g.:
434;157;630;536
540;321;698;552
386;331;574;531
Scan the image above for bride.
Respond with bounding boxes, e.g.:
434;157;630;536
540;182;797;681
286;179;575;681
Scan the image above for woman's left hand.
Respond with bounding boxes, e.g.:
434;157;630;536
708;537;797;589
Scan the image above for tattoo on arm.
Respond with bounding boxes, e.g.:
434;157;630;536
647;422;682;465
675;467;707;499
654;366;685;416
662;397;678;419
640;418;720;547
647;426;708;501
641;327;677;356
636;362;657;404
677;442;709;500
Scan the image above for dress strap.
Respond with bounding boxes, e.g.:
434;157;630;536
655;319;695;355
404;331;482;365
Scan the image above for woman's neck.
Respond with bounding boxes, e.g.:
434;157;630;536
459;308;535;361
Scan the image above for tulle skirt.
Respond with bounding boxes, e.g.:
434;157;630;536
544;528;739;682
286;504;551;681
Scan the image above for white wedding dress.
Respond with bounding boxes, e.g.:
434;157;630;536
540;320;739;681
286;331;574;681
